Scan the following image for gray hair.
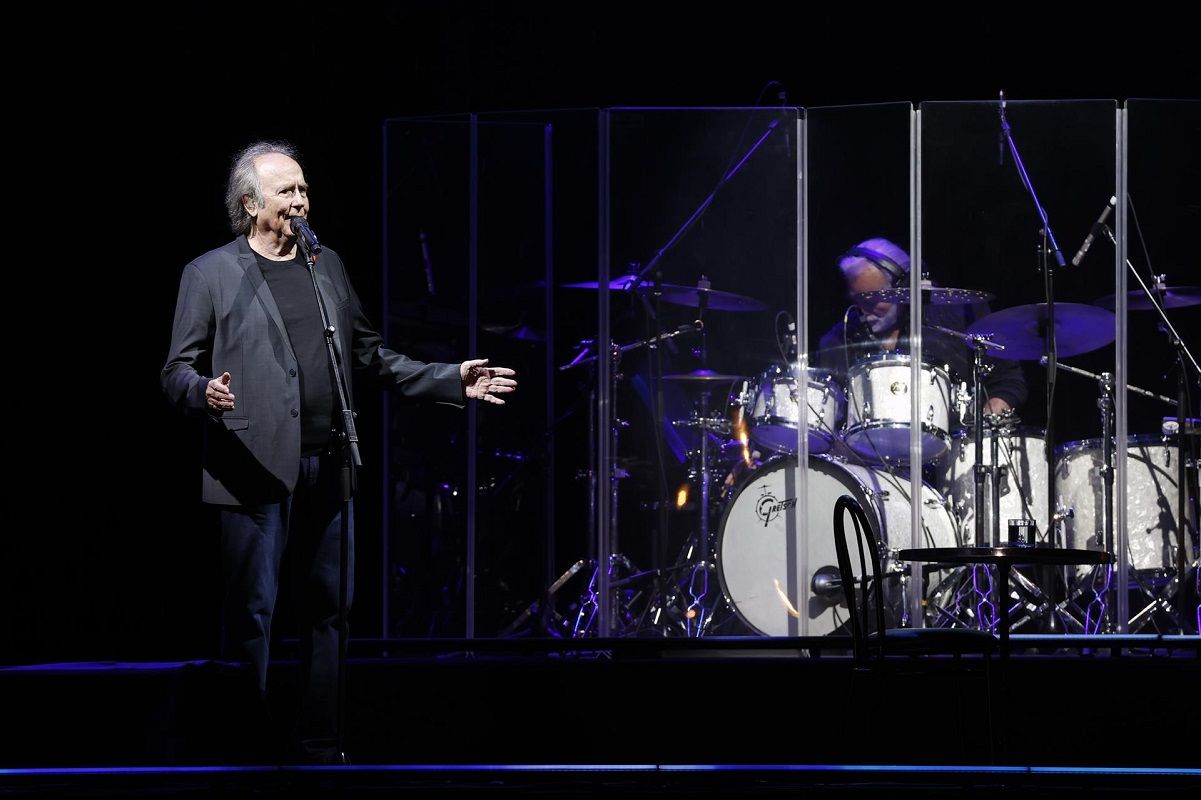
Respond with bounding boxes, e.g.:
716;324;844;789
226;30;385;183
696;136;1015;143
224;140;301;236
838;237;911;285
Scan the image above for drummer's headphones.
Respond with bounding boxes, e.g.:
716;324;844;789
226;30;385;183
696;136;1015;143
843;246;910;288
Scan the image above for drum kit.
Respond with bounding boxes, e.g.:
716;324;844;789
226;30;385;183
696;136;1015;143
549;272;1200;639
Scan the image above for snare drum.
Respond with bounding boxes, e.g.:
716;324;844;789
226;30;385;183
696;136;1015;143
741;364;846;455
843;354;952;464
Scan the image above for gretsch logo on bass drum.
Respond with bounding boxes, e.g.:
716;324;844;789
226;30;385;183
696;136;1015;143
755;483;796;527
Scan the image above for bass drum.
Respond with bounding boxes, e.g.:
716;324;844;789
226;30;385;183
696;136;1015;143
716;455;960;637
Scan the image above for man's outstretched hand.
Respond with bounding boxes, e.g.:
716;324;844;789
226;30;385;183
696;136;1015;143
460;359;517;405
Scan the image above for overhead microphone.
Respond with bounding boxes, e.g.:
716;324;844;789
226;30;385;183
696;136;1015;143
289;216;322;256
1070;196;1117;267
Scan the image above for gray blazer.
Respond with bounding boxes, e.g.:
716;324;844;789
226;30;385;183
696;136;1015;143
162;236;463;505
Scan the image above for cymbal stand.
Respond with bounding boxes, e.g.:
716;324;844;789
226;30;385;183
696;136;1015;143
660;289;730;637
558;324;703;636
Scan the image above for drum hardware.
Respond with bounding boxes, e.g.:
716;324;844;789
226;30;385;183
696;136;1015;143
536;322;706;638
581;117;783;635
924;321;1010;548
1057;433;1191;634
1092;232;1200;624
1051;353;1185;633
658;387;758;636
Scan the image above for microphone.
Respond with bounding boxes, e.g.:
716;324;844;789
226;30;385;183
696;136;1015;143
1070;196;1117;267
419;230;435;296
289;216;322;255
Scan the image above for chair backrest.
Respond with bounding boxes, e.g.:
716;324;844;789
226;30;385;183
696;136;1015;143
833;495;887;662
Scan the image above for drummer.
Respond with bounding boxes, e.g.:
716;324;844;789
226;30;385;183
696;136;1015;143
815;237;1027;417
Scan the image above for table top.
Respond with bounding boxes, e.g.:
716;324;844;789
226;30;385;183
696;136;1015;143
896;546;1114;566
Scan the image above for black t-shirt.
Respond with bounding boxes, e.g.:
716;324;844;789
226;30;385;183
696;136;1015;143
255;250;337;455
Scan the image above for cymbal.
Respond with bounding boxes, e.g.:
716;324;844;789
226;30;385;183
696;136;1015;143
965;302;1115;360
662;369;743;383
562;274;767;312
853;284;995;306
1094;286;1201;311
657;283;767;312
671;416;733;434
561;274;648;290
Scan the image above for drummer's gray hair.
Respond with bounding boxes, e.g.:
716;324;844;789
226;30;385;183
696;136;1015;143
838;238;911;285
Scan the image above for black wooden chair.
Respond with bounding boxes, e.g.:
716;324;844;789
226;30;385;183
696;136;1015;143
832;494;1001;761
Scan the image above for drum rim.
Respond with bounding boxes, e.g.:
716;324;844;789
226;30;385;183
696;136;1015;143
757;363;837;380
1054;433;1175;458
842;420;952;461
748;417;838;448
949;424;1047;442
714;454;880;637
847;353;951;378
751;364;847;403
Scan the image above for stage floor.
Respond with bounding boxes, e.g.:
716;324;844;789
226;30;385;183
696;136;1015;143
3;637;1198;796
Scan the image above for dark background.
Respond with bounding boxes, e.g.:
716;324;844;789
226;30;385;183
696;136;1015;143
8;3;1197;662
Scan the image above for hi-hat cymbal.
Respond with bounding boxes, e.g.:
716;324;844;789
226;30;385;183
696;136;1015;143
853;285;995;306
966;302;1115;360
1094;286;1201;311
662;369;743;383
562;274;767;312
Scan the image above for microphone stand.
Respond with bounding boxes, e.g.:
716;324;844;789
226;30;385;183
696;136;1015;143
624;116;784;292
300;236;360;762
999;99;1068;548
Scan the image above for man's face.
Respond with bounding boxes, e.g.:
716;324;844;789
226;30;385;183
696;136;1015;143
847;266;894;319
246;153;309;239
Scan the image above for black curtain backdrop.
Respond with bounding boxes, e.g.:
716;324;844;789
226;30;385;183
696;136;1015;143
9;2;1196;664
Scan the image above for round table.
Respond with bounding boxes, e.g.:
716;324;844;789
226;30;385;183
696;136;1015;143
895;546;1114;654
